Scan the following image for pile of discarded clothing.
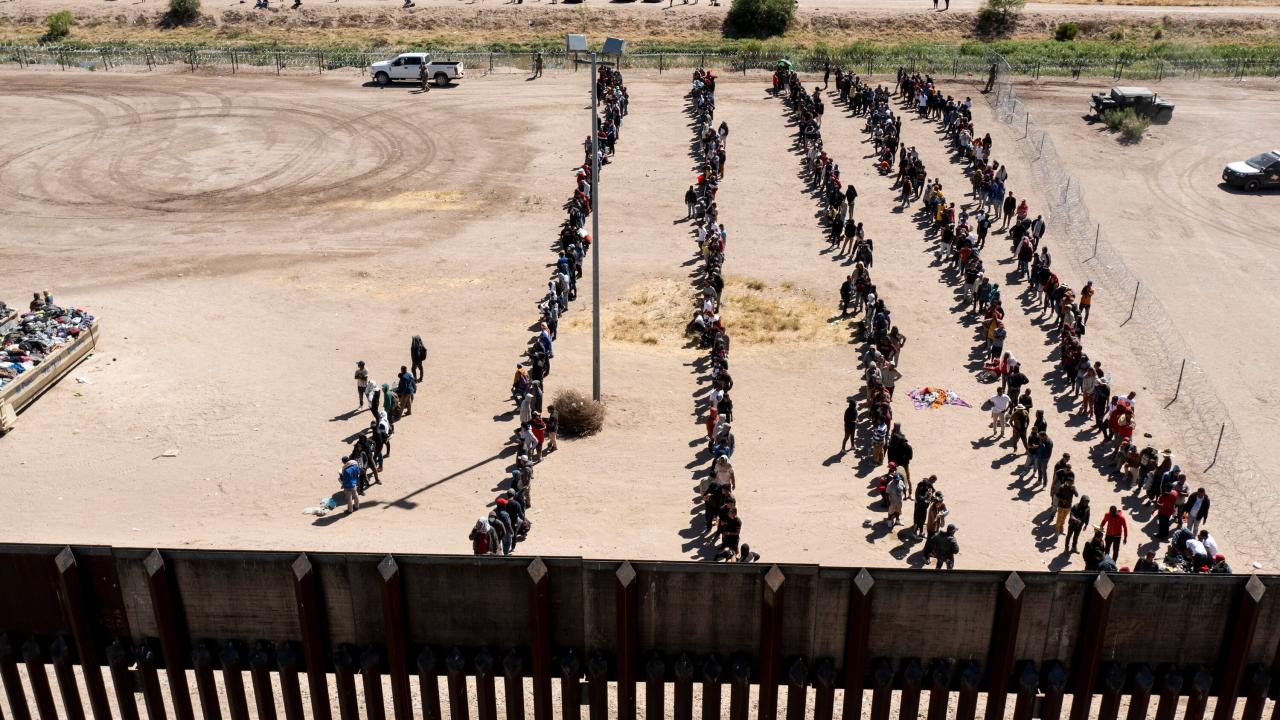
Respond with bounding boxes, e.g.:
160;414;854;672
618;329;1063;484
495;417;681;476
1;304;96;390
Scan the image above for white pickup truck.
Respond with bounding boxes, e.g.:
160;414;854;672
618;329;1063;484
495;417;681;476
370;53;465;87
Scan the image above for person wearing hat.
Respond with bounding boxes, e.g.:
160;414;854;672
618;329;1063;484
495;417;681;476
1209;554;1233;574
925;490;949;544
932;525;960;570
339;456;361;514
911;475;936;536
354;361;369;409
882;464;907;528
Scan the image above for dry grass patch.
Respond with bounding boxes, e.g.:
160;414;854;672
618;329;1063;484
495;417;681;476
569;277;844;348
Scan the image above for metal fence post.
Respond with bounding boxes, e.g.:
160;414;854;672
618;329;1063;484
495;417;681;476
1205;424;1226;472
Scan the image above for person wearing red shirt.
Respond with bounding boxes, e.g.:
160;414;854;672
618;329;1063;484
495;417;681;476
1099;506;1128;560
1157;489;1180;539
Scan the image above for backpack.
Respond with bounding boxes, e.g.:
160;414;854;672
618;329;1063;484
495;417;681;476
474;532;490;554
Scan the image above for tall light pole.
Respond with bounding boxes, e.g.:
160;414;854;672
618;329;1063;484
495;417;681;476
589;51;601;403
569;34;621;404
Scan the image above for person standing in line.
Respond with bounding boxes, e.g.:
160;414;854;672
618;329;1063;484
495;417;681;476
340;456;361;514
397;366;416;416
544;405;560;454
1065;495;1090;553
1079;281;1095;325
1053;476;1078;535
840;397;858;454
988;388;1011;437
1034;430;1053;486
410;335;428;382
1185;488;1211;534
685;186;699;219
932;525;960;569
1100;505;1128;559
354;361;369;408
1002;193;1017;229
1156;486;1179;538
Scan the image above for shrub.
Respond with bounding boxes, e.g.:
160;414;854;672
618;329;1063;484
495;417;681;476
1100;108;1149;143
725;0;795;39
1054;22;1079;41
42;10;74;41
975;0;1025;38
164;0;201;26
550;389;605;438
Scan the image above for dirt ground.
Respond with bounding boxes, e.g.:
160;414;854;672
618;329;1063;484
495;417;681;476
1011;76;1280;526
1;68;1275;572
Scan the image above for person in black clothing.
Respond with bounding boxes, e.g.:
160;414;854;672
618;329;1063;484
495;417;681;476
352;434;381;491
911;476;935;536
840;397;857;453
1134;550;1160;572
410;336;428;382
839;274;856;318
845;183;858;220
886;424;913;481
685;186;698;219
1065;495;1090;553
1082;530;1105;570
717;508;742;559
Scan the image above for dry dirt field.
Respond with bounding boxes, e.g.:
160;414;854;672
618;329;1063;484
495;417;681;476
1;67;1276;572
1010;76;1280;509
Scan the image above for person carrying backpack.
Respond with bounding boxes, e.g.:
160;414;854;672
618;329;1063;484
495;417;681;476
410;335;428;382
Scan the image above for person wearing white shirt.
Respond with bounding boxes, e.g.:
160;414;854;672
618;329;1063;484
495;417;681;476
1199;530;1219;558
988;390;1011;436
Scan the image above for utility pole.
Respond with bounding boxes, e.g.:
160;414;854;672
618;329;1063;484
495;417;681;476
590;51;602;403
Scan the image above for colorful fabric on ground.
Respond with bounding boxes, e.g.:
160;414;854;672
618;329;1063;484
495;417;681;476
907;386;972;410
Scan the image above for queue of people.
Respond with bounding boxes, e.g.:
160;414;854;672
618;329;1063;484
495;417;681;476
471;66;629;556
772;65;960;571
840;64;1230;574
687;68;756;564
339;347;423;515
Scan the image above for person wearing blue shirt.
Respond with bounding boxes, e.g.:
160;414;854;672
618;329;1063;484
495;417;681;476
339;457;361;514
396;366;416;416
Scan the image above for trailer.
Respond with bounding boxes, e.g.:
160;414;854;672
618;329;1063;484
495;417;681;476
0;318;100;435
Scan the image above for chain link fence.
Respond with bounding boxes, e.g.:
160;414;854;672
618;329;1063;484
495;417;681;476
3;44;1276;79
981;53;1278;567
